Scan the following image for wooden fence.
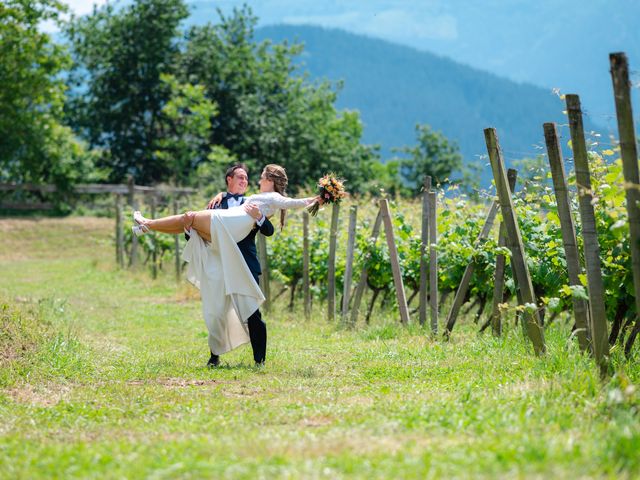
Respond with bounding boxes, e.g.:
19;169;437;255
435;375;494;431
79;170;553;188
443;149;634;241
0;179;196;279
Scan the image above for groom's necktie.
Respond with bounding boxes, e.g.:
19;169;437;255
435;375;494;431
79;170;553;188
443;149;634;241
227;193;243;201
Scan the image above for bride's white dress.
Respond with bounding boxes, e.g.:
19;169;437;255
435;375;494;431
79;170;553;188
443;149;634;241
182;192;311;356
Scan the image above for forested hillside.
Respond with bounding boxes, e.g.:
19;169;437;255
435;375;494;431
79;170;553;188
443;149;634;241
255;25;592;179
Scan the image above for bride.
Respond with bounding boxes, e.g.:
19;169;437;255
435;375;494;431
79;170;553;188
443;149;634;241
132;164;322;361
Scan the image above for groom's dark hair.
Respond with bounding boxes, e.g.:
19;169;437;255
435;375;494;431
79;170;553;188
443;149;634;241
224;163;249;187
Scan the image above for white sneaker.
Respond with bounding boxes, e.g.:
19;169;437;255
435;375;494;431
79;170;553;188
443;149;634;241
132;224;150;237
133;211;146;226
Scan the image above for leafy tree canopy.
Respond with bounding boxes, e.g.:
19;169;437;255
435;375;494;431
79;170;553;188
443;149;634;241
397;124;464;194
65;0;190;185
0;0;91;188
177;6;379;193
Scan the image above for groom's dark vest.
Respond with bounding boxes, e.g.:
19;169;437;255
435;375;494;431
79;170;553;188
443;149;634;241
215;195;275;277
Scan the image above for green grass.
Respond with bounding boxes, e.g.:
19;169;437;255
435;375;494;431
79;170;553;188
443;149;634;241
0;217;639;479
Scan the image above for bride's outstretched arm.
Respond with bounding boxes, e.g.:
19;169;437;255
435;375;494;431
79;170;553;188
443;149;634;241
269;193;322;210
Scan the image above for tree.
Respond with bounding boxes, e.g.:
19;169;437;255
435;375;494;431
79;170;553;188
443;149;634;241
0;0;91;188
397;124;463;193
154;74;218;186
178;6;378;193
65;0;189;185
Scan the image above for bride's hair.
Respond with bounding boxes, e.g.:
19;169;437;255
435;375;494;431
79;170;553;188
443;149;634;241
263;164;289;229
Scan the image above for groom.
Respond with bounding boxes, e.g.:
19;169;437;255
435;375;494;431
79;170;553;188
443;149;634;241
203;163;274;367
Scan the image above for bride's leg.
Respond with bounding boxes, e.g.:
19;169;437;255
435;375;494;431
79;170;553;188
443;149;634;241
143;213;186;234
136;211;210;236
190;211;212;241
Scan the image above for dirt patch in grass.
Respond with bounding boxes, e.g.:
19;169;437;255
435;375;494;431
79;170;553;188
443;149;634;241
5;382;72;407
300;415;334;427
127;377;226;388
222;384;264;398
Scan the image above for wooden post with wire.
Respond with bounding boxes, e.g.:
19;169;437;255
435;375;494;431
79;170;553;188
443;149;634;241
150;194;157;279
380;199;410;324
428;190;438;334
172;197;182;282
258;233;271;313
566;94;609;372
127;175;139;268
544;122;590;352
490;168;517;337
327;203;340;321
485;127;545;355
115;194;124;268
350;208;382;326
419;176;431;325
610;52;640;356
303;210;311;318
341;205;358;323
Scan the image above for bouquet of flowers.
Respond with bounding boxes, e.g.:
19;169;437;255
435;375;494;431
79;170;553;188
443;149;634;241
307;173;347;216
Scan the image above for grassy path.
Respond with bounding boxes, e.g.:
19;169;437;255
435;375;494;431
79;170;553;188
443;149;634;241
1;217;639;478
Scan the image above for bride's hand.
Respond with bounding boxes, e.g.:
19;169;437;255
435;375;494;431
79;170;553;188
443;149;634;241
207;192;225;209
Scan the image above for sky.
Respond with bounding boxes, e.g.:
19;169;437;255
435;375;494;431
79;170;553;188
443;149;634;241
59;0;459;45
64;0;110;15
189;1;462;47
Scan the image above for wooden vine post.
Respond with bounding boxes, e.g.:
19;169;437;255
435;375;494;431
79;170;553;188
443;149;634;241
566;94;609;372
419;176;431;325
173;197;181;282
428;190;438;334
543;122;590;352
349;209;383;326
257;233;271;313
490;168;518;337
115;194;124;268
379;199;410;324
127;175;139;268
610;52;640;355
484;127;545;355
341;205;358;323
327;203;340;321
303;211;311;319
150;194;158;279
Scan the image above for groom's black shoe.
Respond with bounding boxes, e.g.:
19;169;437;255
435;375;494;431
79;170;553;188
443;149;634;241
207;352;220;368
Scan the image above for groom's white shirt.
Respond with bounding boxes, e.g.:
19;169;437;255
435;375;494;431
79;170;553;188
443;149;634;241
227;196;242;208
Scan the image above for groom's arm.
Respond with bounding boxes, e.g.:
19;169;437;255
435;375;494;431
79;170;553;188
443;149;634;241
244;203;274;237
258;216;274;237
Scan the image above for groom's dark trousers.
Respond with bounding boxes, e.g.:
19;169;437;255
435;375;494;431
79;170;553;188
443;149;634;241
214;195;274;364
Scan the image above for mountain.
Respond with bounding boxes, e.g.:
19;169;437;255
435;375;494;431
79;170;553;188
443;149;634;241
255;25;586;182
412;0;640;120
